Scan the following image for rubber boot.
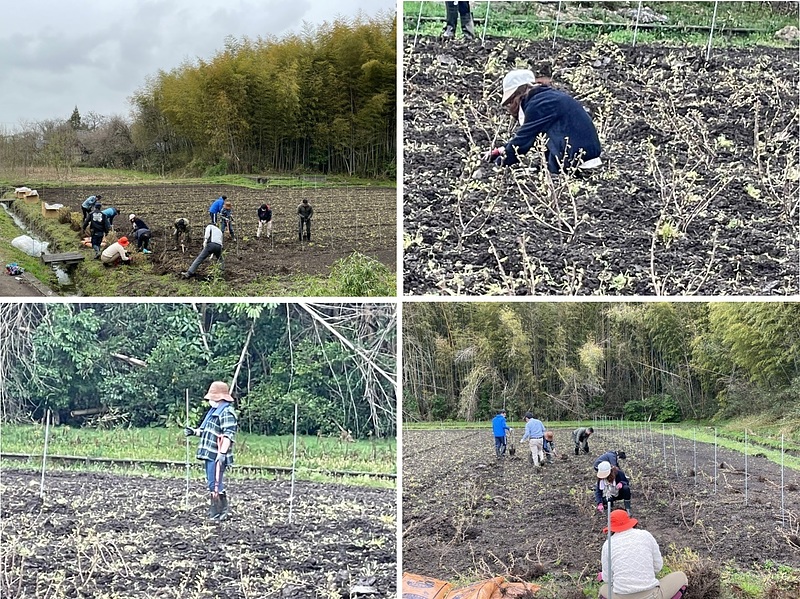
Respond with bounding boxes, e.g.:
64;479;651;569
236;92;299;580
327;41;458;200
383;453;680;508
460;11;475;39
218;493;229;521
624;499;632;517
442;2;458;38
209;493;219;521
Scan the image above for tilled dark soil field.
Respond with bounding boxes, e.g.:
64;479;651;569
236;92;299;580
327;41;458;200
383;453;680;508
40;184;396;281
403;428;800;592
1;470;396;598
403;38;799;295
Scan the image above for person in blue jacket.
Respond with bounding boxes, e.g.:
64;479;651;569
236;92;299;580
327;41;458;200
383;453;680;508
595;460;632;517
101;206;119;227
209;195;226;225
491;409;511;458
593;449;627;471
81;194;102;221
484;69;602;174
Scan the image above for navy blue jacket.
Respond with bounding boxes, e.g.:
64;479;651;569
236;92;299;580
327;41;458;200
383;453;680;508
594;468;630;505
502;86;601;173
83;210;110;234
594;451;621;470
258;206;272;222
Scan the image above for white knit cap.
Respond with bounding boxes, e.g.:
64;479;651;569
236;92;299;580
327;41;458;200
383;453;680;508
501;69;536;105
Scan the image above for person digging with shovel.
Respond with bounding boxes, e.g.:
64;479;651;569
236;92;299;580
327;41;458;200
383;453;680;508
184;381;238;521
597;510;689;599
491;409;511;459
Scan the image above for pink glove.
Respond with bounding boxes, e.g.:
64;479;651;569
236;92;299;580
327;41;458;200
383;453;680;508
616;482;623;490
597;572;603;582
482;147;504;162
597;503;604;512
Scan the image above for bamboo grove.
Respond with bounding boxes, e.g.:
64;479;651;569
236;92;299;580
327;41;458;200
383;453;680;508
403;303;800;423
0;14;396;179
0;303;397;438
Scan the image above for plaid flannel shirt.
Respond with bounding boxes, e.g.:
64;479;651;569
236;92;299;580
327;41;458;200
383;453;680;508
196;405;237;466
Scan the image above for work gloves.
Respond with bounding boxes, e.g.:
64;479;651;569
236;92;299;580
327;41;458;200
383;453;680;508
616;482;623;490
184;427;200;437
482;147;504;163
597;503;604;512
482;147;505;165
215;452;227;463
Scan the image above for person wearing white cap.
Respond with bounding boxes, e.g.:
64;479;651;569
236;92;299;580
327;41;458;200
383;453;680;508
442;2;474;39
483;69;602;174
184;381;238;521
595;460;632;516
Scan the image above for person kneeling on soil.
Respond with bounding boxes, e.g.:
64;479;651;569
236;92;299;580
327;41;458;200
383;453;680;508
543;431;557;464
594;449;626;471
572;426;594;455
100;236;132;267
129;214;152;254
483;69;602;174
181;223;224;279
519;412;546;468
598;510;688;599
595;460;632;517
491;409;511;458
185;381;238;521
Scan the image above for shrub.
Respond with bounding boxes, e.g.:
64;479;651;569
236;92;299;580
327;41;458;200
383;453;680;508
330;252;394;297
623;394;681;422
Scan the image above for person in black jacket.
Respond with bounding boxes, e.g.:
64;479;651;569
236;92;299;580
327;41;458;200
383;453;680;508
484;69;602;174
173;218;191;250
297;199;313;241
82;203;110;258
442;2;474;39
129;214;152;253
256;203;272;239
595;460;632;517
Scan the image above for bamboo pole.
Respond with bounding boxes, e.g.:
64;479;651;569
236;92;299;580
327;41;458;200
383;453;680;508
185;389;190;507
39;409;51;499
288;403;299;524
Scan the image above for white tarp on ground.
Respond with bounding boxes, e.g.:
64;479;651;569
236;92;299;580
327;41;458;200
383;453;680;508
11;235;49;256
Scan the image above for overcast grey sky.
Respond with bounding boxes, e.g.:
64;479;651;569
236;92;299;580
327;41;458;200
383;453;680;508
0;0;395;130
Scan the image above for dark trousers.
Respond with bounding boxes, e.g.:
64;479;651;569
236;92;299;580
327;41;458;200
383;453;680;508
599;487;632;509
90;231;104;256
82;207;91;221
298;218;311;241
494;435;507;456
188;242;223;275
136;229;151;250
210;212;219;225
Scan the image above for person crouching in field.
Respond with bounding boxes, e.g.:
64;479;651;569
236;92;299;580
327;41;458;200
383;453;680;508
129;214;152;254
257;203;273;239
598;510;688;599
572;426;594;455
595;460;632;517
173;218;191;250
594;449;626;471
185;381;238;521
519;412;546;468
209;195;226;225
100;236;131;267
483;69;602;175
543;431;557;464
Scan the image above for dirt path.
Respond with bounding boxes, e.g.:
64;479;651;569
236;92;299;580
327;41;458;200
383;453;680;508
403;428;800;585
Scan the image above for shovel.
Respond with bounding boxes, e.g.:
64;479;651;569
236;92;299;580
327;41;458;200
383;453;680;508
507;431;516;457
212;435;224;518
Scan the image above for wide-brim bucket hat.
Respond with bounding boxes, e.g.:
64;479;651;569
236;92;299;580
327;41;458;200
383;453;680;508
596;460;612;478
501;69;536;105
205;381;234;402
603;509;638;533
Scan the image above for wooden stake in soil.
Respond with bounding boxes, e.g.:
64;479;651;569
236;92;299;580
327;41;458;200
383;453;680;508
288;403;299;524
706;0;720;61
185;389;190;507
39;409;51;499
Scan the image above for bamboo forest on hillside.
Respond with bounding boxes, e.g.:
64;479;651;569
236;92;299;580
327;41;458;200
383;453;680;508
402;302;800;424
